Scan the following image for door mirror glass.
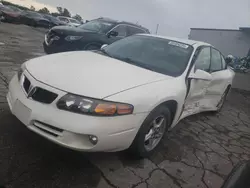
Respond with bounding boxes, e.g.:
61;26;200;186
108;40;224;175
221;161;250;188
188;69;212;81
107;31;118;37
101;44;108;50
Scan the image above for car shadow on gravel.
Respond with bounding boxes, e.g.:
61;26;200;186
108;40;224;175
0;111;102;188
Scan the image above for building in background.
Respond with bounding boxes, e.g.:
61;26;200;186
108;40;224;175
189;27;250;57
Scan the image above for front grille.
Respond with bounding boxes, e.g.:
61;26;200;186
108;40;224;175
23;76;31;94
33;121;63;137
35;121;63;133
34;125;58;137
31;87;58;104
22;76;58;104
46;31;55;43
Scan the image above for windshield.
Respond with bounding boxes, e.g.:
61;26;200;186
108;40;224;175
78;20;114;33
8;6;22;12
103;35;194;77
69;18;80;24
1;6;13;11
44;15;59;22
25;11;42;18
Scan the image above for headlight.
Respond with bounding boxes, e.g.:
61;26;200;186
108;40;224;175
65;36;83;41
17;63;26;81
57;94;134;116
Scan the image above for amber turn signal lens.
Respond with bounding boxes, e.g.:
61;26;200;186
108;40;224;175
117;104;133;115
94;104;117;115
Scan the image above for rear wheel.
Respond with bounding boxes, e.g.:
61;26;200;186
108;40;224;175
129;105;171;158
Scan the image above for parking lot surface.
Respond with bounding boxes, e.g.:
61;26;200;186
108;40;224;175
0;23;250;188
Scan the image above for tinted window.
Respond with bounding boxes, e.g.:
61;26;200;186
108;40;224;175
127;26;146;36
79;20;114;33
103;35;193;76
112;25;127;37
58;17;69;23
195;47;211;72
211;48;222;72
221;55;226;69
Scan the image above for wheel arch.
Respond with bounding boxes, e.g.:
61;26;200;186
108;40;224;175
159;100;178;126
148;100;178;127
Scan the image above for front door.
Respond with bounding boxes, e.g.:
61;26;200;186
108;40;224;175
181;47;212;119
206;48;231;106
107;25;128;44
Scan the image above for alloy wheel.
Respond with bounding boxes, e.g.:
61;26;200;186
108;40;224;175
144;116;166;151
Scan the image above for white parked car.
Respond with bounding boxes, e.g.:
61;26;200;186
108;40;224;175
57;16;81;27
7;34;235;157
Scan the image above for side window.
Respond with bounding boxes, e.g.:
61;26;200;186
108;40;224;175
112;25;127;37
221;55;226;69
211;48;222;72
127;26;146;36
195;47;211;72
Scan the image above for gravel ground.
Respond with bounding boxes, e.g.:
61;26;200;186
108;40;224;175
0;23;250;188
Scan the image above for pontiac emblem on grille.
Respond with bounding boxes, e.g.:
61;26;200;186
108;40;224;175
27;85;37;98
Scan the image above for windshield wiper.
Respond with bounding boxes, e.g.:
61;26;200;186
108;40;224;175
115;57;155;72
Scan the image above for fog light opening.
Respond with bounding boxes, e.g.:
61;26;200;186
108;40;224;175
88;135;98;145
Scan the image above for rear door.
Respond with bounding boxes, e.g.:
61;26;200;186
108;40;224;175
181;47;212;118
206;48;232;106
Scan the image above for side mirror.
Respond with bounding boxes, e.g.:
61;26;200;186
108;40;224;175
221;161;250;188
188;69;212;81
101;44;108;50
107;31;118;38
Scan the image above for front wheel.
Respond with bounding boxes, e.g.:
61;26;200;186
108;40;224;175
129;106;171;158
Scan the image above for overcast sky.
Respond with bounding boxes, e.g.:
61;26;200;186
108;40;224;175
9;0;250;38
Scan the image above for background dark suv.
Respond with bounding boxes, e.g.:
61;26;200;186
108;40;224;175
43;17;150;54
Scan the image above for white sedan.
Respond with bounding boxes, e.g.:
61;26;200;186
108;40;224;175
7;34;235;157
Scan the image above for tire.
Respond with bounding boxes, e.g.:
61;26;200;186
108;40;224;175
129;105;171;158
216;86;230;112
84;44;101;51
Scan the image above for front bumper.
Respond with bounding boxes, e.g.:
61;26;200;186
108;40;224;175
43;41;70;54
7;71;147;152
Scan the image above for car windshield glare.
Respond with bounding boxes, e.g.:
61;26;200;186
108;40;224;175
104;35;194;77
79;20;114;33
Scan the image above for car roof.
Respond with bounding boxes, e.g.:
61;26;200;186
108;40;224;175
95;17;149;31
58;16;70;19
138;34;212;47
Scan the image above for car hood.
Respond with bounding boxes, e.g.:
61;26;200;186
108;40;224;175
51;25;96;35
2;10;21;17
25;51;172;99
